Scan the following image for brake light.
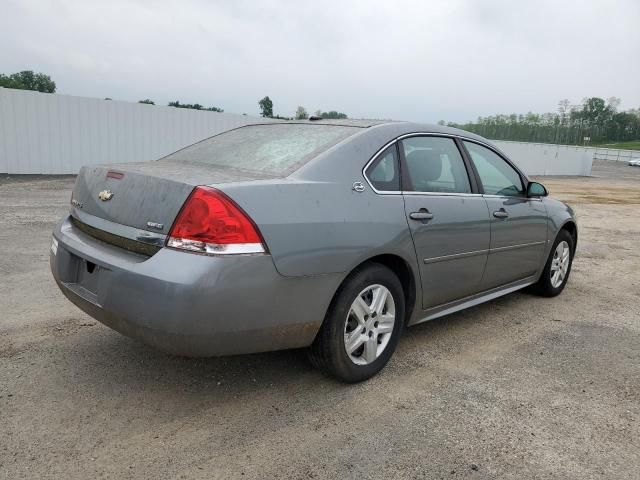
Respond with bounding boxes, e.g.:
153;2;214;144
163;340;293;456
166;186;266;255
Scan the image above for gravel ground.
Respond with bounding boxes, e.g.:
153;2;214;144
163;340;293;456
1;161;638;479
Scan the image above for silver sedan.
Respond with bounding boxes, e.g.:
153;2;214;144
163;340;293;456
50;120;577;382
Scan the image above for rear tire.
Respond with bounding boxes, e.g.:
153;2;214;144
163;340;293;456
308;263;405;383
531;229;574;297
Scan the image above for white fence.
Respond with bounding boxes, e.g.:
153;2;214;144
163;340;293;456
1;88;615;176
492;140;593;176
590;147;639;162
0;88;266;174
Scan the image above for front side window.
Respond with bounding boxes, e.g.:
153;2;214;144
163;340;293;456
365;145;399;191
463;141;524;196
401;137;471;193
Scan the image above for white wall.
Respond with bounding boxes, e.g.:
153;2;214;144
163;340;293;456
492;140;593;176
0;88;266;174
0;88;599;176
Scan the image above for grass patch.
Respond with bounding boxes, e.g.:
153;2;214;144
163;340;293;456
595;140;640;150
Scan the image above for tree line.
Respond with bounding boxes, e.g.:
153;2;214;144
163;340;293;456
139;99;223;112
0;70;56;93
444;97;640;145
259;96;348;120
0;71;349;120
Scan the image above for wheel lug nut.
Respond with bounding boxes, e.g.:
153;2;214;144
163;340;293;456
364;315;369;320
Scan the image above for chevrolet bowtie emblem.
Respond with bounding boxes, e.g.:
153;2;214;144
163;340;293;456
98;189;114;201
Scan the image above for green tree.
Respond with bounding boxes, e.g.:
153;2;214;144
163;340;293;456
445;96;640;145
138;99;155;105
258;96;273;118
318;110;348;119
572;97;613;127
0;70;56;93
168;100;223;112
295;106;308;120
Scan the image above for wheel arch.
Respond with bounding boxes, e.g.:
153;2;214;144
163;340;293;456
560;220;578;248
326;253;418;328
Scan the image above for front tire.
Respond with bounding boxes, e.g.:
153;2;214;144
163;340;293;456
308;263;405;383
531;229;574;297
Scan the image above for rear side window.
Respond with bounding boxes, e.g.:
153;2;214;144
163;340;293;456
164;124;359;175
365;145;400;191
401;137;471;193
463;141;524;196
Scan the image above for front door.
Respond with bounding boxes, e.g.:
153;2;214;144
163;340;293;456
400;136;491;309
462;141;548;289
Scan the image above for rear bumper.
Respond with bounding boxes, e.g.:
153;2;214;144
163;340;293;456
50;216;342;356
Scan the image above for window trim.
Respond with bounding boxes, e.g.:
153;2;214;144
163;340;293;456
363;143;401;193
362;132;529;197
362;139;403;195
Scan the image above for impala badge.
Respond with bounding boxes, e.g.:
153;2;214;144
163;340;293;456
98;189;114;201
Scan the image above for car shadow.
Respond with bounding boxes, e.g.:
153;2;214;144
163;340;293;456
59;290;536;407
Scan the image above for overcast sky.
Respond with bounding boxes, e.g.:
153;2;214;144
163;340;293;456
2;0;639;122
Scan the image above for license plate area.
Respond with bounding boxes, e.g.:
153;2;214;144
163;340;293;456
62;252;109;306
76;259;101;295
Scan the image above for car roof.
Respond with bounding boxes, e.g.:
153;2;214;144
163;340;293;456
263;119;392;128
264;119;487;142
366;121;488;142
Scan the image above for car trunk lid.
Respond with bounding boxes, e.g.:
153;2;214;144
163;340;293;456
70;160;276;239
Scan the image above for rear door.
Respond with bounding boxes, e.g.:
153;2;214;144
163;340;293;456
399;136;491;309
461;141;548;289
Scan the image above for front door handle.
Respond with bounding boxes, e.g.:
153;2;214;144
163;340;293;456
410;210;434;221
493;209;509;219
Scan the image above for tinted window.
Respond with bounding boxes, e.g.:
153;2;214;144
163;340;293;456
365;145;399;191
463;141;524;196
401;137;471;193
164;124;359;175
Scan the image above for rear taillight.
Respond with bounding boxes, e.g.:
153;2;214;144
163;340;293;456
166;186;266;255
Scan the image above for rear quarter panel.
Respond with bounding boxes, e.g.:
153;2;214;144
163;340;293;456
218;180;417;278
215;127;420;279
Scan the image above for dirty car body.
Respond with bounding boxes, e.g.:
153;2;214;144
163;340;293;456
50;121;578;359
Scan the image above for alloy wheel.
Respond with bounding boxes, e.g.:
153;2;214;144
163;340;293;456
550;240;571;288
343;284;396;365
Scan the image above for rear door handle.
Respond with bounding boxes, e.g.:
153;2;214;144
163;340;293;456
409;211;434;221
493;209;509;219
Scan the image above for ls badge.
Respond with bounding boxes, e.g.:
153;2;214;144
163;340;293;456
98;189;114;201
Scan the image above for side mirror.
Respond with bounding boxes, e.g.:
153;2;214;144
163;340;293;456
527;181;548;198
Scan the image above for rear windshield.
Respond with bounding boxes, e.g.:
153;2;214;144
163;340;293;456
163;123;360;175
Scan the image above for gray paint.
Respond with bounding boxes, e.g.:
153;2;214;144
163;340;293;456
480;196;548;289
402;195;490;308
51;121;578;356
51;216;342;356
72;160;276;235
